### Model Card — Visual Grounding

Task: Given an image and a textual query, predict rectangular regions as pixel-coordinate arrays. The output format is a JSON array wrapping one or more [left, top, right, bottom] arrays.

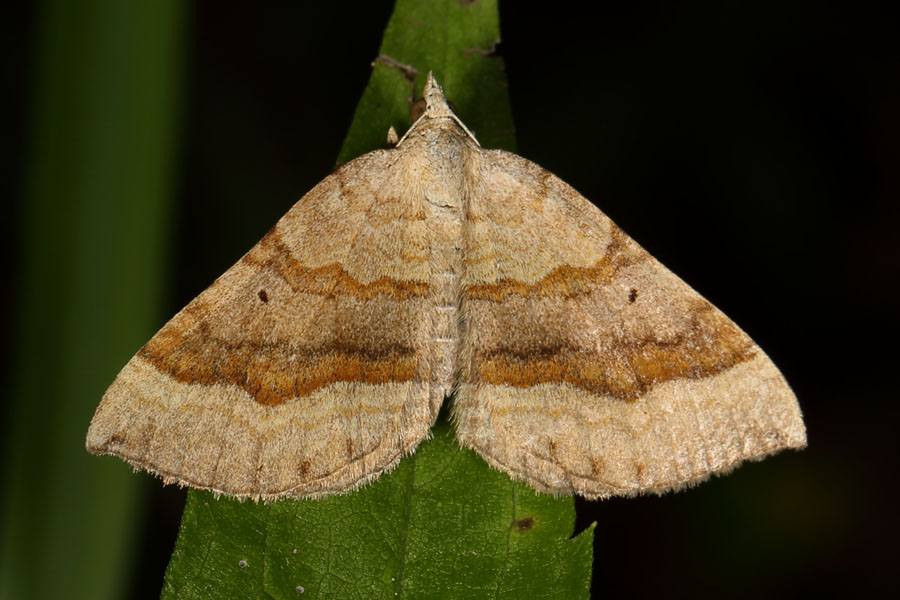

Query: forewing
[[87, 150, 437, 499], [454, 150, 806, 499]]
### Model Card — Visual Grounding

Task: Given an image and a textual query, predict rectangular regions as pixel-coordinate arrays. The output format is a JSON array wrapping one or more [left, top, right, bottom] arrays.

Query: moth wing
[[454, 150, 806, 499], [87, 150, 439, 499]]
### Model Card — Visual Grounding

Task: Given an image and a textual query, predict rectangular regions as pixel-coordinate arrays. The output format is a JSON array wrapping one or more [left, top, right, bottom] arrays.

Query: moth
[[87, 74, 806, 500]]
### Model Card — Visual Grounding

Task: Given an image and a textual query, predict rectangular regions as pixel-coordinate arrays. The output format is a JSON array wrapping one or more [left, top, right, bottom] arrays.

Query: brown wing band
[[473, 309, 758, 402], [138, 229, 428, 406]]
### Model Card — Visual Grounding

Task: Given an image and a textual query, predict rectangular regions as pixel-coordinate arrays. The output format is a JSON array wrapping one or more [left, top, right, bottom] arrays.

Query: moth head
[[398, 72, 480, 147]]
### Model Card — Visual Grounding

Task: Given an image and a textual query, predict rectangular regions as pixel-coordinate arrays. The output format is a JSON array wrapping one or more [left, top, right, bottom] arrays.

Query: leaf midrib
[[394, 446, 418, 599]]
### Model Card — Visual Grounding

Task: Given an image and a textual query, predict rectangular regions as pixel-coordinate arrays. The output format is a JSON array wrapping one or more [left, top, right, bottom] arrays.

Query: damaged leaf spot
[[514, 517, 535, 532]]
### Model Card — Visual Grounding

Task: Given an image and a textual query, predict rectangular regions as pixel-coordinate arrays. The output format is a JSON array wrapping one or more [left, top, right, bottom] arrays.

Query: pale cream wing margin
[[86, 149, 441, 500], [454, 150, 807, 499]]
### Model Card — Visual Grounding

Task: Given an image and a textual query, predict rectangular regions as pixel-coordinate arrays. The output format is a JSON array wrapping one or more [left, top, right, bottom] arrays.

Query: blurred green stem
[[0, 1, 183, 598]]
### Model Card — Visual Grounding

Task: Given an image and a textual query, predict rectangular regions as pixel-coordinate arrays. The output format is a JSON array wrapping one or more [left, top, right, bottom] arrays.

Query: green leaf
[[164, 424, 593, 599], [162, 1, 593, 598], [336, 0, 515, 164]]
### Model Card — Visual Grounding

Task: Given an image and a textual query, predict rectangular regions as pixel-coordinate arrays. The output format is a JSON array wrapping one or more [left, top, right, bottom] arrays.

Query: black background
[[5, 1, 897, 597]]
